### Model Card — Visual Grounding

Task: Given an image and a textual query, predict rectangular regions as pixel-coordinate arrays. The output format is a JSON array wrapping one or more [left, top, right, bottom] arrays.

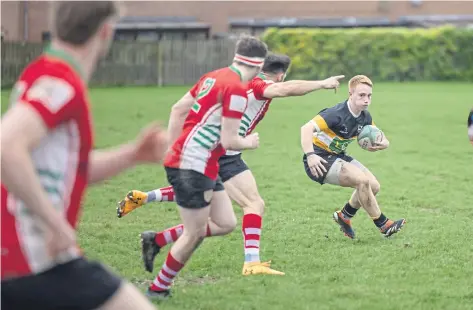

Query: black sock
[[341, 202, 359, 218], [373, 213, 389, 228]]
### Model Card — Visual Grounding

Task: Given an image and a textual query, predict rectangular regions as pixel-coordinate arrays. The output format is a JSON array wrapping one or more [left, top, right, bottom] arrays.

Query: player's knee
[[370, 179, 380, 195], [243, 197, 265, 215], [256, 198, 265, 215], [355, 175, 371, 191], [220, 213, 237, 234], [212, 211, 237, 235]]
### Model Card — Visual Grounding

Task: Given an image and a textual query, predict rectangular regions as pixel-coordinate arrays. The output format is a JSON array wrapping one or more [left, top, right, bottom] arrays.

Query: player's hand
[[368, 133, 389, 151], [306, 154, 328, 177], [244, 133, 260, 150], [322, 75, 345, 93], [133, 122, 168, 163], [367, 145, 384, 152], [46, 220, 77, 259]]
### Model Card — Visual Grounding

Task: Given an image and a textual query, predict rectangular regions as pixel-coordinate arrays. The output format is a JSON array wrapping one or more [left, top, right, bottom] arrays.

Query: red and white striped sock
[[146, 186, 175, 203], [242, 213, 262, 263], [150, 252, 184, 292], [154, 224, 212, 248], [154, 224, 184, 248]]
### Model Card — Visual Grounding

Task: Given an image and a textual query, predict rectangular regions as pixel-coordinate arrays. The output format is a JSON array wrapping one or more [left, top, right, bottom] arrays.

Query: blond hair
[[348, 75, 373, 91]]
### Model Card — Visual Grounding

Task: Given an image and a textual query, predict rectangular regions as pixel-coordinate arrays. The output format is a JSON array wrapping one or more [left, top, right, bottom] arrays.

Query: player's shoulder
[[21, 55, 82, 90], [15, 56, 83, 110], [217, 67, 247, 93], [200, 67, 243, 86], [319, 100, 346, 115], [249, 75, 275, 88]]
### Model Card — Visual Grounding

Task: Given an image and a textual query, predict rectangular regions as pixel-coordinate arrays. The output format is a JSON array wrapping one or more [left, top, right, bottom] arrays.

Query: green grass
[[2, 82, 473, 310]]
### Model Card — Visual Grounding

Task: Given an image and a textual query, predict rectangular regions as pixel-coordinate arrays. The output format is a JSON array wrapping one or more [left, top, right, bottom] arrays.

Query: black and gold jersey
[[311, 100, 375, 154]]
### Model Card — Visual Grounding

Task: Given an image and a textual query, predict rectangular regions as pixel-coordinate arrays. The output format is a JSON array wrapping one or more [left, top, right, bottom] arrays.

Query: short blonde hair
[[348, 75, 373, 91]]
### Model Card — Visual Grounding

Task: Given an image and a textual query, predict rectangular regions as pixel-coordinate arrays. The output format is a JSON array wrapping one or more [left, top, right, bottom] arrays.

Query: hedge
[[261, 26, 473, 82]]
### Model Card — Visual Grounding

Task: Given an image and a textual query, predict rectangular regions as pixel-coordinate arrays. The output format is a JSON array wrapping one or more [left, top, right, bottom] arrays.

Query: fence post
[[157, 42, 163, 87]]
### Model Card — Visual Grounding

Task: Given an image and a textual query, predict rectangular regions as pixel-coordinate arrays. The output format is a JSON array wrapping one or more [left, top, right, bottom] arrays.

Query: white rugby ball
[[357, 125, 383, 150]]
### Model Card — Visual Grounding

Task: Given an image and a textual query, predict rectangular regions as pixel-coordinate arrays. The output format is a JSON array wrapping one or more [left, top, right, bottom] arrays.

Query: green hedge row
[[261, 26, 473, 82]]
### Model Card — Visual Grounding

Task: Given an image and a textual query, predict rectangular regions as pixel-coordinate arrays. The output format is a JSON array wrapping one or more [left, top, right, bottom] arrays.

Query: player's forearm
[[1, 146, 67, 230], [88, 143, 136, 184], [301, 125, 315, 154], [221, 135, 250, 151], [221, 117, 253, 150], [265, 80, 325, 98]]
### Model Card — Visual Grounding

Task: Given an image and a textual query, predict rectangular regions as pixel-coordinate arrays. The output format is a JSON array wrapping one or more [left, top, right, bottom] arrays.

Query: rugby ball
[[357, 125, 383, 149]]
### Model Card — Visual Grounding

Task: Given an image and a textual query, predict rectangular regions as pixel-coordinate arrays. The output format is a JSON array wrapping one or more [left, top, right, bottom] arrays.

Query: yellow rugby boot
[[116, 190, 148, 218], [242, 261, 285, 276]]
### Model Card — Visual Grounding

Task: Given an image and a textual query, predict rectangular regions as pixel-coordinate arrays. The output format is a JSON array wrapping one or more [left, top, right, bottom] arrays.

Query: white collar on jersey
[[347, 100, 361, 118]]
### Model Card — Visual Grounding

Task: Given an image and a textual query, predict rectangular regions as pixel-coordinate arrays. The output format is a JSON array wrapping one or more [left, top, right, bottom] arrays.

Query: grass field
[[2, 82, 472, 310]]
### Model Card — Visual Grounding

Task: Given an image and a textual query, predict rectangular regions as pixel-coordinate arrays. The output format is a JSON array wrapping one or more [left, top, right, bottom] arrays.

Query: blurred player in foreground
[[1, 2, 166, 310], [300, 75, 406, 239], [117, 53, 345, 276], [135, 35, 268, 300], [468, 108, 473, 146]]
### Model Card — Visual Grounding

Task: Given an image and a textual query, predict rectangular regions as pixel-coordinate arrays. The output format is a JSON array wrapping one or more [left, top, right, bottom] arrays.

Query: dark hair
[[54, 1, 117, 45], [262, 53, 291, 74], [234, 34, 268, 60]]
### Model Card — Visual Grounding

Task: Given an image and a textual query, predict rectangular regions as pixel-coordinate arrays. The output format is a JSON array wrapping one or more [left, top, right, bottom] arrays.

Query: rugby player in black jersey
[[300, 75, 406, 239]]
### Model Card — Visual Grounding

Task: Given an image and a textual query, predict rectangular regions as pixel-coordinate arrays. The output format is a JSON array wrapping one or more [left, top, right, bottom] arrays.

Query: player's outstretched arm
[[167, 92, 195, 146], [88, 123, 167, 184], [1, 104, 76, 250], [221, 117, 259, 151], [263, 75, 345, 98]]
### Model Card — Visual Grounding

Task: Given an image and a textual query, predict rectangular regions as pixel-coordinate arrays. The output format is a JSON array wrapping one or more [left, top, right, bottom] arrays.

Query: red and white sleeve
[[221, 83, 248, 119], [19, 75, 79, 129]]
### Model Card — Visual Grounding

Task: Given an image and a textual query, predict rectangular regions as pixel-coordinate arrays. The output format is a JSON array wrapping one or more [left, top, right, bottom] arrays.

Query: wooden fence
[[1, 39, 237, 88]]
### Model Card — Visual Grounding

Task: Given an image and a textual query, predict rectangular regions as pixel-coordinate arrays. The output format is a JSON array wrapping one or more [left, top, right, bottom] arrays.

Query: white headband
[[233, 53, 265, 67]]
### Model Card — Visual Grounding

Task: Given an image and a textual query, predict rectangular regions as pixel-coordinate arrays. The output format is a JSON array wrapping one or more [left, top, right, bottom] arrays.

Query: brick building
[[2, 0, 473, 42]]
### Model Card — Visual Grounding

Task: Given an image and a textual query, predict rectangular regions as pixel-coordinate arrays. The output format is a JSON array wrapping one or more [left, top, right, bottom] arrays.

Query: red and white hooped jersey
[[163, 66, 247, 180], [1, 47, 93, 280], [226, 74, 274, 156]]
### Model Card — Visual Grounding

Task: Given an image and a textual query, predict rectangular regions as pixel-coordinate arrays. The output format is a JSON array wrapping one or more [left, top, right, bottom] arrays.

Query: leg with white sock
[[116, 186, 175, 218], [141, 210, 239, 274], [148, 203, 211, 297], [146, 186, 175, 203], [223, 170, 284, 275], [146, 169, 237, 299]]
